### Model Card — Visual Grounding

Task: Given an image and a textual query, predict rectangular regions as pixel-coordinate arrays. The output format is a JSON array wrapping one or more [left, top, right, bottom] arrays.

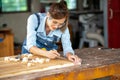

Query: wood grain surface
[[1, 48, 120, 80], [0, 56, 74, 79]]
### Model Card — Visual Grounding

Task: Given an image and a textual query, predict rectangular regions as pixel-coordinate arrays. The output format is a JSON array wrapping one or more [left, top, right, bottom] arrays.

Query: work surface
[[0, 48, 120, 80]]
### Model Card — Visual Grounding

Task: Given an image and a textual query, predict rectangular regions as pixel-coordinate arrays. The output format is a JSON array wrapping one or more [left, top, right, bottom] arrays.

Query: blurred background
[[0, 0, 120, 56]]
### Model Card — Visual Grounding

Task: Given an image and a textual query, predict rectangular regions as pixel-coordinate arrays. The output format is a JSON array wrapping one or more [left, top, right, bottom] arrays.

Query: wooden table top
[[77, 48, 120, 68], [0, 28, 11, 32], [0, 48, 120, 80]]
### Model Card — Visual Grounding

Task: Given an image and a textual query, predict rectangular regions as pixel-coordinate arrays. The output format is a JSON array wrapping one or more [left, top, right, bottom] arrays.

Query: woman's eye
[[53, 21, 57, 24]]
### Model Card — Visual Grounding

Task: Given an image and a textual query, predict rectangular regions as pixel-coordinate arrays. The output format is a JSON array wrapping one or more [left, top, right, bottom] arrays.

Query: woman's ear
[[47, 12, 52, 20]]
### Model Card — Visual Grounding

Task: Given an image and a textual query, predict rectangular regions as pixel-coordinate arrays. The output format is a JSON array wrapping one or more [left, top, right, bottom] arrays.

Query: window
[[0, 0, 30, 13], [39, 0, 77, 11], [65, 0, 77, 10]]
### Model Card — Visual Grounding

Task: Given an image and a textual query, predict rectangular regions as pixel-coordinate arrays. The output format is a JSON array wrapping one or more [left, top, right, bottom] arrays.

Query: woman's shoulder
[[29, 12, 46, 18], [37, 12, 46, 17], [27, 12, 46, 21]]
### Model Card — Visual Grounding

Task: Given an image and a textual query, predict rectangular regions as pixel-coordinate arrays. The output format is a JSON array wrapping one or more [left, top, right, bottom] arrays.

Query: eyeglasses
[[48, 17, 66, 29], [52, 20, 66, 28]]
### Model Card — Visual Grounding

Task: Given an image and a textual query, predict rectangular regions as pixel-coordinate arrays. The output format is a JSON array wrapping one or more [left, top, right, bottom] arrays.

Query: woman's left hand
[[66, 53, 82, 65]]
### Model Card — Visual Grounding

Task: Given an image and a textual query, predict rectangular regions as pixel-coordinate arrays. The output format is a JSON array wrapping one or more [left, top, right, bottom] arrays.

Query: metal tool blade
[[56, 56, 66, 60]]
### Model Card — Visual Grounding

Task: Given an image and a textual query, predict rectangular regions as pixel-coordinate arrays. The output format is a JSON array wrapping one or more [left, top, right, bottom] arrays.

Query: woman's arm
[[29, 46, 60, 59], [26, 14, 60, 59], [61, 27, 82, 64]]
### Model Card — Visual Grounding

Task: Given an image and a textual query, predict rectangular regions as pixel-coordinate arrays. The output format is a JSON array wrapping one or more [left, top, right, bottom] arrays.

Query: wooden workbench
[[0, 48, 120, 80]]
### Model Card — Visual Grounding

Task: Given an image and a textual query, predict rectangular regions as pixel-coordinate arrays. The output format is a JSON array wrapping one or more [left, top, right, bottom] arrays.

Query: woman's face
[[47, 13, 66, 31]]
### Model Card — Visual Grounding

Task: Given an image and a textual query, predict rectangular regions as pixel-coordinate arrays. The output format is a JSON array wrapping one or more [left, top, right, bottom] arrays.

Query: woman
[[22, 0, 81, 64]]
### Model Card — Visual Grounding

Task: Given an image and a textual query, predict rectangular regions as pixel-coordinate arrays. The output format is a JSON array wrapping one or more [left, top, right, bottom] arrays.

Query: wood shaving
[[4, 54, 51, 67]]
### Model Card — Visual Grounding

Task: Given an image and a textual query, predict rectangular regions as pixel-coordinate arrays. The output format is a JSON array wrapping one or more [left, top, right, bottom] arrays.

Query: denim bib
[[21, 34, 58, 54]]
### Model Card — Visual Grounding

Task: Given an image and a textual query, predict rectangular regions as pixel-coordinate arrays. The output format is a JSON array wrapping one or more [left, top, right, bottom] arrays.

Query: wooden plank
[[0, 56, 75, 79], [38, 63, 120, 80], [0, 48, 120, 80]]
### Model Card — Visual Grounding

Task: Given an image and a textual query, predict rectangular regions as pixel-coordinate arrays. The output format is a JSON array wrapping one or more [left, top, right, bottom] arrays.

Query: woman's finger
[[52, 50, 60, 56]]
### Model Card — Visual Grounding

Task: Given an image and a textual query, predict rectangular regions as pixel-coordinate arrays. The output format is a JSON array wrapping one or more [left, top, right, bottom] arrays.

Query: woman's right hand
[[45, 50, 60, 59], [30, 46, 60, 59]]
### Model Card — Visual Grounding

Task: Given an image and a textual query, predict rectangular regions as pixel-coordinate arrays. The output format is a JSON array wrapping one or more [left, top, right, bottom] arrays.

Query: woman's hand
[[29, 47, 60, 59], [66, 53, 82, 65], [45, 50, 60, 59]]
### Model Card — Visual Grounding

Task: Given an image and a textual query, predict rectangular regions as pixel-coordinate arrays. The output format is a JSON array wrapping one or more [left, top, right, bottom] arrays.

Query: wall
[[0, 0, 104, 45], [0, 0, 40, 43]]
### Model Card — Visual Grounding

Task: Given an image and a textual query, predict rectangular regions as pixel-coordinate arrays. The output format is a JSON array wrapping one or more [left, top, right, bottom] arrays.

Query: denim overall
[[21, 13, 58, 54], [21, 32, 59, 54]]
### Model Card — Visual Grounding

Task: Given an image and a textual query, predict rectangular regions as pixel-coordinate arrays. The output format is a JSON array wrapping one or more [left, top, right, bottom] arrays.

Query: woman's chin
[[50, 27, 56, 31]]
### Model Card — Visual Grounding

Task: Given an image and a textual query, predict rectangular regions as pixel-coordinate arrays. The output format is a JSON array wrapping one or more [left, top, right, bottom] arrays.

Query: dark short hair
[[49, 0, 68, 19]]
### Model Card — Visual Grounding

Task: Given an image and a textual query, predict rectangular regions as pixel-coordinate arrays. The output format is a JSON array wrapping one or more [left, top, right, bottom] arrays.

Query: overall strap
[[21, 13, 41, 54], [34, 13, 40, 31]]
